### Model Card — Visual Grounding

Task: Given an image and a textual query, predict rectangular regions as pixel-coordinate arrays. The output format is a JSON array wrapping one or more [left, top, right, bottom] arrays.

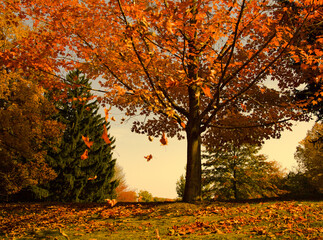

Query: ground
[[0, 200, 322, 239]]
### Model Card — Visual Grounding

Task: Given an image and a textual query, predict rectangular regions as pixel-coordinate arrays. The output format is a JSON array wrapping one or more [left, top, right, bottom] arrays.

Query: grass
[[0, 200, 322, 239]]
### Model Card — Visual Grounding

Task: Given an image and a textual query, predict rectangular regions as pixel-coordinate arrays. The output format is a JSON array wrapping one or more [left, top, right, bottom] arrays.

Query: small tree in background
[[40, 70, 118, 202], [202, 144, 286, 200], [114, 164, 138, 202], [294, 122, 323, 194], [176, 174, 186, 200], [138, 190, 153, 202]]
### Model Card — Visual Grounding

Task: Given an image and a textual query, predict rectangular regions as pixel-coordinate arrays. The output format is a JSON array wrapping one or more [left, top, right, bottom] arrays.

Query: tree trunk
[[183, 122, 202, 202], [183, 86, 202, 202]]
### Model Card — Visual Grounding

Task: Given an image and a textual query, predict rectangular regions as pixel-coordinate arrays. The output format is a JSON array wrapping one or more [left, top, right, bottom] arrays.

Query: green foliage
[[202, 144, 286, 200], [138, 190, 153, 202], [283, 171, 320, 198], [176, 174, 185, 199], [37, 70, 118, 202]]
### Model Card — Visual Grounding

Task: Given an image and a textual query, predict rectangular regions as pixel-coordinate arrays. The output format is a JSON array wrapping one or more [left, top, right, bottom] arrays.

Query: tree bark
[[183, 86, 202, 202], [183, 122, 202, 202]]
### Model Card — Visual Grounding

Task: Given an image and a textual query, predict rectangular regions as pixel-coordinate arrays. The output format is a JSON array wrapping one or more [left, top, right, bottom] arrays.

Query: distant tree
[[113, 164, 137, 202], [176, 174, 186, 200], [202, 144, 287, 200], [40, 70, 118, 202], [0, 10, 63, 197], [294, 122, 323, 193], [283, 170, 320, 198], [138, 190, 154, 202]]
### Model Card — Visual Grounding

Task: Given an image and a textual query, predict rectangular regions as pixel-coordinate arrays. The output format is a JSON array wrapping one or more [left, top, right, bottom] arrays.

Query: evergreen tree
[[202, 144, 286, 200], [44, 70, 118, 202]]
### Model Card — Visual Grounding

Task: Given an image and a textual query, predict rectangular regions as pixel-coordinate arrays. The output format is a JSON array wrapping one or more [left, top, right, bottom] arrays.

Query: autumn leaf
[[82, 135, 93, 148], [160, 132, 168, 145], [201, 85, 213, 98], [102, 125, 111, 144], [105, 199, 117, 207], [180, 122, 186, 129], [111, 116, 116, 121], [88, 175, 97, 181], [241, 103, 247, 111], [104, 108, 109, 123], [81, 149, 89, 160], [148, 136, 154, 141], [144, 154, 153, 161]]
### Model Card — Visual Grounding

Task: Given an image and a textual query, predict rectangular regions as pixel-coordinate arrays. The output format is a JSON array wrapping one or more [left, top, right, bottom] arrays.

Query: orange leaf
[[105, 199, 117, 207], [160, 132, 168, 145], [102, 125, 111, 144], [201, 85, 212, 98], [111, 116, 116, 121], [241, 103, 247, 111], [148, 136, 154, 141], [81, 149, 89, 160], [104, 107, 110, 122], [88, 175, 97, 181], [144, 154, 153, 161], [180, 122, 186, 129], [82, 135, 93, 148]]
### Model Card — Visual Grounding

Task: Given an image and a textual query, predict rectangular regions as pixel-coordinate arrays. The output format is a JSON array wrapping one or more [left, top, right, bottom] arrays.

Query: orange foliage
[[5, 0, 321, 201], [81, 149, 89, 160], [101, 125, 111, 144], [81, 135, 93, 148]]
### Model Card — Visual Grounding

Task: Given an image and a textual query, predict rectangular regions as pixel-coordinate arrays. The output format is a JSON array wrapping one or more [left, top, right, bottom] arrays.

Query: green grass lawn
[[0, 200, 322, 239]]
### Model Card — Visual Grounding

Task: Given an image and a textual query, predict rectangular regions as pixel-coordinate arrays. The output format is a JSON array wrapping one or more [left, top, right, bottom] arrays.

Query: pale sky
[[105, 108, 316, 199]]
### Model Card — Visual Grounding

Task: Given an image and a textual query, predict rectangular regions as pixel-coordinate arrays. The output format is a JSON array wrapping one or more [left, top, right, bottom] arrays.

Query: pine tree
[[202, 143, 286, 200], [44, 70, 118, 202]]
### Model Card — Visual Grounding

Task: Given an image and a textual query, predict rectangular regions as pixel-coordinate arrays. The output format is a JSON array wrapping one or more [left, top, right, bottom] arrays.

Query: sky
[[104, 108, 316, 199]]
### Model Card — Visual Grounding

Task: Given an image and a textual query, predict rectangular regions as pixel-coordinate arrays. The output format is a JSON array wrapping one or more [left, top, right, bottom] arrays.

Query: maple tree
[[8, 0, 321, 201], [0, 9, 63, 197], [276, 0, 323, 120]]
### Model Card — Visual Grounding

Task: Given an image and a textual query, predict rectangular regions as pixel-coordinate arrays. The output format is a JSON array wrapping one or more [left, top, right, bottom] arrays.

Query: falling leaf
[[82, 135, 93, 148], [88, 175, 97, 181], [81, 149, 88, 160], [104, 108, 109, 122], [102, 125, 111, 144], [180, 122, 186, 129], [111, 116, 116, 121], [148, 136, 154, 141], [201, 85, 213, 98], [144, 154, 153, 161], [160, 132, 168, 145]]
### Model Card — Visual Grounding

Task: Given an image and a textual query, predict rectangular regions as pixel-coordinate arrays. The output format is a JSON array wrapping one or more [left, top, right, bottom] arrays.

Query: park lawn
[[0, 200, 322, 239]]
